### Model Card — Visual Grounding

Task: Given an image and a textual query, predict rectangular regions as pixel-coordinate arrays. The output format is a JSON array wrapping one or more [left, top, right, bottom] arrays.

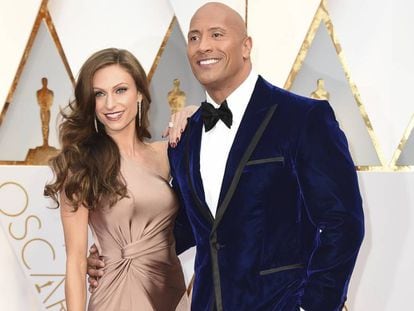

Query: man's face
[[187, 7, 250, 92]]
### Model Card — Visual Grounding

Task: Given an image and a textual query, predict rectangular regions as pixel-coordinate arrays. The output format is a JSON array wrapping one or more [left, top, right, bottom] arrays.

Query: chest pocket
[[243, 156, 285, 173], [245, 156, 285, 166]]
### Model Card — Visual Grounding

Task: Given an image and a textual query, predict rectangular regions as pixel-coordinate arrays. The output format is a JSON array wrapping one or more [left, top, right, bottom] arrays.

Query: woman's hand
[[162, 105, 199, 147]]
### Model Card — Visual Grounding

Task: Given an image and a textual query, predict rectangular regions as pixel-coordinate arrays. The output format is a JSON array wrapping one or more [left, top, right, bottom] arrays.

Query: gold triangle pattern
[[43, 9, 75, 84], [0, 0, 44, 128], [148, 16, 177, 83], [284, 0, 413, 172], [390, 114, 414, 167], [0, 0, 74, 129]]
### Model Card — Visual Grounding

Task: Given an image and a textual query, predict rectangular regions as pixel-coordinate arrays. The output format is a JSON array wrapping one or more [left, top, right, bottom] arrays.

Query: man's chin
[[196, 75, 220, 89]]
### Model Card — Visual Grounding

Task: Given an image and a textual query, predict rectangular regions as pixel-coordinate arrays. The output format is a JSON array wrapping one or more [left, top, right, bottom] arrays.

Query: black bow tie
[[201, 100, 233, 132]]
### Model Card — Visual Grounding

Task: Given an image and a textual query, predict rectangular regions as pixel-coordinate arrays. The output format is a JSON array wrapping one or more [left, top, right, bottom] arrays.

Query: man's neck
[[205, 66, 252, 104], [206, 91, 231, 105]]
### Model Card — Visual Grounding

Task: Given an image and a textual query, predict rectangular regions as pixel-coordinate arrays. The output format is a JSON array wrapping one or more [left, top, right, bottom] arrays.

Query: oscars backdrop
[[0, 0, 412, 310]]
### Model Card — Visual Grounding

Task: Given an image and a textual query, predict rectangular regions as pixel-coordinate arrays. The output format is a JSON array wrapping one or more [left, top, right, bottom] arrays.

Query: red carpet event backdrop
[[0, 0, 412, 310]]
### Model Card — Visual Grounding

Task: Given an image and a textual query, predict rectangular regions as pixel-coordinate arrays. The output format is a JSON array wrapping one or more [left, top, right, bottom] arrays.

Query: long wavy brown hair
[[44, 48, 151, 211]]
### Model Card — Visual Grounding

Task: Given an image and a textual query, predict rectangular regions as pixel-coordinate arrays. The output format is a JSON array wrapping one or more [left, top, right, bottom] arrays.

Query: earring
[[94, 116, 98, 132], [138, 101, 142, 127]]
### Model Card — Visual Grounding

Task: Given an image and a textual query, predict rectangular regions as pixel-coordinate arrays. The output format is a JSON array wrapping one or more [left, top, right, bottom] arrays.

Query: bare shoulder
[[147, 140, 170, 178], [149, 140, 168, 155]]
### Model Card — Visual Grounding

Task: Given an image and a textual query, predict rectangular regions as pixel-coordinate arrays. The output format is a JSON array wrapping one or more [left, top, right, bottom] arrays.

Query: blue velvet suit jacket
[[169, 76, 364, 311]]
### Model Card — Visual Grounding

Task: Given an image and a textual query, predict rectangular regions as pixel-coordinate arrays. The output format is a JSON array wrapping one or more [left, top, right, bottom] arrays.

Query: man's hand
[[86, 244, 105, 293]]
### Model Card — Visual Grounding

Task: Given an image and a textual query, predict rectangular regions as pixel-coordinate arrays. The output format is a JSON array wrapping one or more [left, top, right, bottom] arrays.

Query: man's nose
[[198, 36, 212, 53]]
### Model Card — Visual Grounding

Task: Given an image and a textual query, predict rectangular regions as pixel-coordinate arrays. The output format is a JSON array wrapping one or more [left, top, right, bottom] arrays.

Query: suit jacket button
[[213, 242, 224, 250]]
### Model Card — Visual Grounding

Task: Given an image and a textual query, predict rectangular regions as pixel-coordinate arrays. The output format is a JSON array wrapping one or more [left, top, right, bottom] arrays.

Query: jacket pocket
[[259, 263, 304, 276], [246, 156, 285, 166]]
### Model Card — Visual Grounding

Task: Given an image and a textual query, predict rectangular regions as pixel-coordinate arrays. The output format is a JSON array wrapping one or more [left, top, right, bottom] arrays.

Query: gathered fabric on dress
[[88, 157, 188, 311]]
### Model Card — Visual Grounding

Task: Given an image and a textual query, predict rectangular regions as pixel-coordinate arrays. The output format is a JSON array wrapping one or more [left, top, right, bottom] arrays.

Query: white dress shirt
[[200, 71, 258, 217]]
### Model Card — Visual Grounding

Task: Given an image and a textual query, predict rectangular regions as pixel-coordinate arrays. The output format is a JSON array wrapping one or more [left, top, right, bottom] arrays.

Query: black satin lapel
[[185, 113, 215, 224], [214, 105, 278, 230], [216, 77, 277, 217]]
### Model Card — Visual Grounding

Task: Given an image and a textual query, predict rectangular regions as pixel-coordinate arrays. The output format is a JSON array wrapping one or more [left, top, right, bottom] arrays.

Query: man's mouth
[[198, 58, 220, 66]]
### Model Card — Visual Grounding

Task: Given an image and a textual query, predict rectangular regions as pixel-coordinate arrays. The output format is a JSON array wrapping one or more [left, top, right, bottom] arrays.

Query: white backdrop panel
[[0, 225, 42, 311], [248, 0, 321, 87], [328, 0, 414, 163], [0, 0, 42, 111], [48, 0, 174, 76], [0, 166, 66, 311], [348, 172, 414, 310]]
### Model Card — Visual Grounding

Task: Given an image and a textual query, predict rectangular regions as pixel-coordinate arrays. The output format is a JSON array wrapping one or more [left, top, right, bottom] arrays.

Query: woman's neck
[[108, 127, 145, 157]]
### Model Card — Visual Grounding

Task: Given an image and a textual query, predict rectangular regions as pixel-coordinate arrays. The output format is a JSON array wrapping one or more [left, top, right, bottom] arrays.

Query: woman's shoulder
[[147, 140, 169, 178], [148, 140, 168, 154]]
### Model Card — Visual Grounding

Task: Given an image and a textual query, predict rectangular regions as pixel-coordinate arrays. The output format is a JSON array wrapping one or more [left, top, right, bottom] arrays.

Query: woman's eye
[[116, 87, 127, 94], [189, 35, 199, 41], [94, 91, 104, 97]]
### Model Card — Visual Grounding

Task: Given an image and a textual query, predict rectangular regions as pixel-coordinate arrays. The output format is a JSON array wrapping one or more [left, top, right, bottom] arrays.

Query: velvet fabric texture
[[169, 76, 364, 311]]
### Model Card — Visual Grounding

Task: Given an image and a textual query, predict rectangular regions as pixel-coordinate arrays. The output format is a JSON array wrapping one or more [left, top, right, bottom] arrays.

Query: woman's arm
[[60, 194, 89, 311]]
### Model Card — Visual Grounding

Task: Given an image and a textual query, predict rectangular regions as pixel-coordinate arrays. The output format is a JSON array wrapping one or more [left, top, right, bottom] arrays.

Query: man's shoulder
[[257, 75, 328, 112]]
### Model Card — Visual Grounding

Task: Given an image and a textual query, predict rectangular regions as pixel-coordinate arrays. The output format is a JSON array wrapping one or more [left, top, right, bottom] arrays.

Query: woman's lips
[[104, 111, 124, 121]]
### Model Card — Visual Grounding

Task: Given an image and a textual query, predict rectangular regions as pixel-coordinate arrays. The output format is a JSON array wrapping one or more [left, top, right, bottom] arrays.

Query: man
[[89, 2, 364, 310], [169, 2, 364, 311]]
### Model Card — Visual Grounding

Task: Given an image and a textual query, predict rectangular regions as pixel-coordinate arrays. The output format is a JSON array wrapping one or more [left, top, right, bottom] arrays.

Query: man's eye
[[94, 91, 105, 97], [212, 32, 223, 38], [189, 35, 199, 41], [116, 87, 127, 94]]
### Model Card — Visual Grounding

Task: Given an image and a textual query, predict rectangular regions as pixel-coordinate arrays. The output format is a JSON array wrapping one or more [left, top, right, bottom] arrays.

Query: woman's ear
[[137, 92, 143, 103]]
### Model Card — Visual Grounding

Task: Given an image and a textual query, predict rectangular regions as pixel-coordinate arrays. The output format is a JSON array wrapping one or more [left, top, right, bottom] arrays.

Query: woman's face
[[93, 64, 142, 136]]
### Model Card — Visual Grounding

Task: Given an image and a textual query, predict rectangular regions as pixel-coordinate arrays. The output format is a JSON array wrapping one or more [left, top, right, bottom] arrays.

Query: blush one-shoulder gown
[[88, 157, 188, 311]]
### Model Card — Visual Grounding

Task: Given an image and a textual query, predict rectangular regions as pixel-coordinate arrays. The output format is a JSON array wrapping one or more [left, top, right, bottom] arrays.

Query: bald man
[[169, 2, 364, 311]]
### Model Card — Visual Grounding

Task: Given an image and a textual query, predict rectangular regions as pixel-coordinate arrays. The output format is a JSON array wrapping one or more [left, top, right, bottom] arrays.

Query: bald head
[[187, 2, 252, 102], [190, 2, 247, 37]]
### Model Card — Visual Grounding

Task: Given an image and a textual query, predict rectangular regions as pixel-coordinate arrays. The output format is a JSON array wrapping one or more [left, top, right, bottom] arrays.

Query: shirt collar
[[205, 70, 258, 110]]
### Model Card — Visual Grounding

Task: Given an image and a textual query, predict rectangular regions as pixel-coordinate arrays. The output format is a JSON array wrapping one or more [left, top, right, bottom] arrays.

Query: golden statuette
[[310, 78, 330, 100], [25, 77, 59, 165], [167, 78, 186, 114]]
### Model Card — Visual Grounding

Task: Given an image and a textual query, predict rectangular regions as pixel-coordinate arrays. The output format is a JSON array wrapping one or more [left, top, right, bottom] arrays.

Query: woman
[[45, 48, 195, 310]]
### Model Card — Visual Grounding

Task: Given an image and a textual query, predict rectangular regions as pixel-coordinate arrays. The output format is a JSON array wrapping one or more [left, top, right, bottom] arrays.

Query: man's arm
[[296, 101, 364, 311], [174, 199, 196, 255], [169, 148, 196, 255]]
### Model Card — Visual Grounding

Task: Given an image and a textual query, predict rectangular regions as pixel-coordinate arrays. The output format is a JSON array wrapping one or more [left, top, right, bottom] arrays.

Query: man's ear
[[242, 36, 253, 59]]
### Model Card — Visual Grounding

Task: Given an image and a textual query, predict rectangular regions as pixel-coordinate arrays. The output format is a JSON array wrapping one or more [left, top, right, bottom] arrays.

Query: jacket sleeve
[[296, 101, 364, 311], [169, 150, 196, 255]]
